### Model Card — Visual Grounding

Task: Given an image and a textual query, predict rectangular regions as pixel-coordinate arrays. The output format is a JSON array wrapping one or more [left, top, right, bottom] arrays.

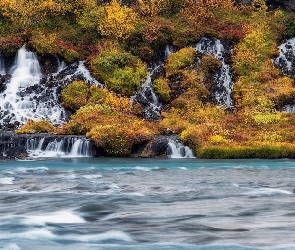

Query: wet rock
[[5, 146, 28, 159], [133, 136, 179, 158]]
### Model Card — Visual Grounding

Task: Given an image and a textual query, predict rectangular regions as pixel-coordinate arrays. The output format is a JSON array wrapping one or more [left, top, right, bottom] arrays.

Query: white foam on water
[[0, 228, 55, 240], [23, 211, 85, 225], [178, 167, 188, 170], [2, 243, 20, 250], [246, 187, 292, 196], [66, 230, 133, 242], [134, 166, 151, 172], [82, 174, 102, 179], [0, 177, 15, 185], [127, 192, 145, 197], [15, 166, 48, 173]]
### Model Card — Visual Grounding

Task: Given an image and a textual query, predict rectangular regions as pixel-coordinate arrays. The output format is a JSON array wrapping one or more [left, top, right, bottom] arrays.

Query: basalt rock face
[[133, 135, 178, 158], [266, 0, 295, 11], [235, 0, 295, 11]]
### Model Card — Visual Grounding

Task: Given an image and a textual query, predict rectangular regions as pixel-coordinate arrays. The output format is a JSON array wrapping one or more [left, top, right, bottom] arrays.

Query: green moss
[[200, 55, 223, 74], [88, 50, 148, 96], [153, 78, 171, 102], [165, 47, 196, 76], [197, 145, 295, 159], [61, 81, 89, 111]]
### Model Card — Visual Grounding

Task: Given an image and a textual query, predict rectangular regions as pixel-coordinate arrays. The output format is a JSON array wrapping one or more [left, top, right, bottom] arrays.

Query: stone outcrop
[[235, 0, 295, 11]]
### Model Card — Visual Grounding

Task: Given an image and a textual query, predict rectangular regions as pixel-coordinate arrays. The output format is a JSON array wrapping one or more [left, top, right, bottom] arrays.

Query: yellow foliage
[[98, 0, 138, 40], [137, 0, 170, 16], [0, 0, 71, 27], [180, 0, 234, 25], [15, 119, 56, 134], [208, 135, 228, 144]]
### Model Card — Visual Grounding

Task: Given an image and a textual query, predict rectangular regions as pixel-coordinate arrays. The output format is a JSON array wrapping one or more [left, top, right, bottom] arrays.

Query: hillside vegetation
[[3, 0, 295, 158]]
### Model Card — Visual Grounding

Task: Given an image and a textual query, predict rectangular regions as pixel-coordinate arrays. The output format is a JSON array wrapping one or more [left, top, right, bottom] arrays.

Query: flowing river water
[[1, 158, 295, 249]]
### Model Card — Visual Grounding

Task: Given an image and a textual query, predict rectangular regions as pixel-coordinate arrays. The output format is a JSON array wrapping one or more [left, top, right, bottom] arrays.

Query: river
[[1, 158, 295, 249]]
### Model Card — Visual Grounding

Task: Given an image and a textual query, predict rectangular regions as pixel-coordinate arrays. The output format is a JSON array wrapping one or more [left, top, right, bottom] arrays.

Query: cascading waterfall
[[0, 45, 67, 128], [273, 37, 295, 113], [55, 61, 101, 87], [0, 56, 5, 75], [273, 37, 295, 76], [26, 137, 92, 157], [195, 38, 234, 108], [134, 45, 174, 120], [167, 139, 195, 158], [134, 63, 163, 120]]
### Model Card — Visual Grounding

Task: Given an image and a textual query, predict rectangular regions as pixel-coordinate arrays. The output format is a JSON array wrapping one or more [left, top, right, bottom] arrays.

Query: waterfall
[[55, 61, 102, 87], [273, 38, 295, 113], [164, 45, 174, 60], [26, 137, 92, 158], [167, 139, 195, 158], [133, 64, 163, 120], [273, 37, 295, 76], [133, 45, 177, 120], [195, 38, 234, 108], [0, 45, 68, 128], [0, 56, 5, 75]]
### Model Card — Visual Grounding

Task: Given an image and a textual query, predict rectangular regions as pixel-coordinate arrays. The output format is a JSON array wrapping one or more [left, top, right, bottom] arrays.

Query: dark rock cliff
[[235, 0, 295, 11]]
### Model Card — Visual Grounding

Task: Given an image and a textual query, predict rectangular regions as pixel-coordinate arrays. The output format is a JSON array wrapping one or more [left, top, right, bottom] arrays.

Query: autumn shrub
[[137, 0, 171, 16], [87, 121, 153, 156], [165, 47, 196, 76], [61, 81, 89, 111], [252, 112, 281, 125], [98, 0, 138, 41], [30, 30, 58, 56], [88, 49, 147, 96], [62, 104, 114, 135], [0, 34, 25, 56], [200, 55, 223, 74], [153, 78, 170, 102], [208, 135, 228, 144], [15, 120, 55, 134]]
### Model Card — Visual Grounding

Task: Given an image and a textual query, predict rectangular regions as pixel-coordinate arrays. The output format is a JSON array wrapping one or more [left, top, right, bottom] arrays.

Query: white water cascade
[[195, 38, 234, 108], [167, 139, 195, 158], [26, 137, 92, 158], [0, 56, 5, 75], [0, 45, 67, 127], [273, 37, 295, 113], [134, 45, 174, 120], [273, 37, 295, 75], [134, 63, 163, 120]]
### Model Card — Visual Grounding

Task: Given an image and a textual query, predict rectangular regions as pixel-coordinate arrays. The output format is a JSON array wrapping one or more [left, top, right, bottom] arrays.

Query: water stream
[[195, 38, 234, 108]]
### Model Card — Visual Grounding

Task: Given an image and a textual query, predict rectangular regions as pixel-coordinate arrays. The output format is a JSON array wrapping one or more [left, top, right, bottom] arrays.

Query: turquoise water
[[1, 158, 295, 250]]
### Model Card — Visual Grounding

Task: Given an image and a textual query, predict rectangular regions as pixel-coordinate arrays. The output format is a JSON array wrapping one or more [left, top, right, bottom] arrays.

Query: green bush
[[88, 49, 148, 96], [61, 81, 89, 111], [153, 78, 170, 102], [165, 47, 196, 76], [197, 145, 295, 159], [200, 55, 223, 74]]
